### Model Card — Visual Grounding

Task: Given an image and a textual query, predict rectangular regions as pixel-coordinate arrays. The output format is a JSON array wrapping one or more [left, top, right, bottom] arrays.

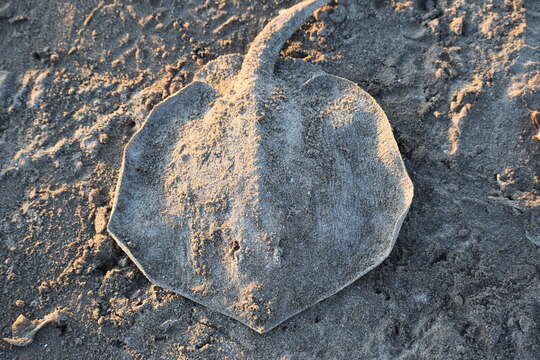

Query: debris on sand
[[2, 308, 66, 347]]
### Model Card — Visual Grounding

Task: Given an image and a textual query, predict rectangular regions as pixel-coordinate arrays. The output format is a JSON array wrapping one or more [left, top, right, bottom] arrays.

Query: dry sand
[[0, 0, 539, 359]]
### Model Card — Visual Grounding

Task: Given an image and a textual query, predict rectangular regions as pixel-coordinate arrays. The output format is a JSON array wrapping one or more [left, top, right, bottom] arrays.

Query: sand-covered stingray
[[108, 0, 413, 333]]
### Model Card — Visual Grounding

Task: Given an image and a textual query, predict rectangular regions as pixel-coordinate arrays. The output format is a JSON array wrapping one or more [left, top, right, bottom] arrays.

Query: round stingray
[[108, 54, 413, 333]]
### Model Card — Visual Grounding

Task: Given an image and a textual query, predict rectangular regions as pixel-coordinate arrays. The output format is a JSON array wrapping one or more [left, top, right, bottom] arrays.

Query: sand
[[0, 0, 539, 359]]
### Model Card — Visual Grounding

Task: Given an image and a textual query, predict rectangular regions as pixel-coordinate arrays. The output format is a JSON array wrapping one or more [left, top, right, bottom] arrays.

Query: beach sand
[[0, 0, 538, 359]]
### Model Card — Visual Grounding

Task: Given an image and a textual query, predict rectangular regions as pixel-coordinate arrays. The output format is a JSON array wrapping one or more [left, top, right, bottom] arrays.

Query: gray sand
[[0, 0, 538, 359]]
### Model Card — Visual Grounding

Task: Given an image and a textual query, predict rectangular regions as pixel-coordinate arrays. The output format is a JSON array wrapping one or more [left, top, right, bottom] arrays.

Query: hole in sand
[[231, 240, 240, 254], [431, 251, 447, 265]]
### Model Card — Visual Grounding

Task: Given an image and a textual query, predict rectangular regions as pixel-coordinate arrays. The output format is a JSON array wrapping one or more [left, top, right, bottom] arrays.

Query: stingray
[[108, 0, 413, 334]]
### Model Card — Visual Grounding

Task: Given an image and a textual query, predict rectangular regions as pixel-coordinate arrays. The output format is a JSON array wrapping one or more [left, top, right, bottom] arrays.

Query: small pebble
[[49, 52, 60, 63], [8, 15, 28, 24]]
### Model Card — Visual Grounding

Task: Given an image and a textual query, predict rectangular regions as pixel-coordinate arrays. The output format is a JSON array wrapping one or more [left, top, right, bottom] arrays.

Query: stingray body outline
[[108, 0, 413, 333]]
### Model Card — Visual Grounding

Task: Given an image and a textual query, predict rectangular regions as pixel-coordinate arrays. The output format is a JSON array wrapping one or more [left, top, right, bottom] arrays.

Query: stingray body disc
[[108, 56, 413, 333]]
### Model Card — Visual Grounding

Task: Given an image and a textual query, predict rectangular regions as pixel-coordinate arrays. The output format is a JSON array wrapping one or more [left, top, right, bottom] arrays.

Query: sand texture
[[1, 0, 539, 359]]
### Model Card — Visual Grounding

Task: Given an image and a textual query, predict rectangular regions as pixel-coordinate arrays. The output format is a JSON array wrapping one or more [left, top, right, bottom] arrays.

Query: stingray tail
[[238, 0, 329, 79]]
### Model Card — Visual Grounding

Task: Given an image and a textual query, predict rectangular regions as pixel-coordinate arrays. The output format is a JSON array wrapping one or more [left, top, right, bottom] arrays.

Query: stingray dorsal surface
[[108, 0, 413, 334]]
